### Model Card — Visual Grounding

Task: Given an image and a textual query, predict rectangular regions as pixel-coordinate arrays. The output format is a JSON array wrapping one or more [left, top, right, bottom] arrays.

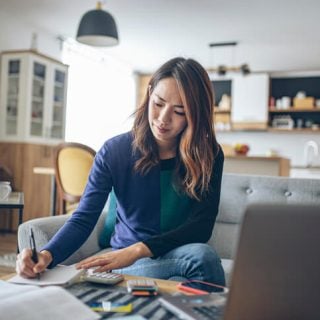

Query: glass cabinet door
[[30, 62, 46, 137], [6, 60, 20, 135], [50, 69, 66, 139], [1, 50, 67, 142]]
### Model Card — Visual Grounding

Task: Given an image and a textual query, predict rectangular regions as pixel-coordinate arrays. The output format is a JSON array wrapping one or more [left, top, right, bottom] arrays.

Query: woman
[[16, 57, 225, 285]]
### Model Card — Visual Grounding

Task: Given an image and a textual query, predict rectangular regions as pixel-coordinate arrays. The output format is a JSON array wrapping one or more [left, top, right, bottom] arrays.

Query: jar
[[0, 181, 12, 201]]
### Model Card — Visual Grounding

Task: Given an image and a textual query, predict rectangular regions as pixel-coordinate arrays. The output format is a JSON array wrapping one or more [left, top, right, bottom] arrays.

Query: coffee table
[[1, 273, 179, 293], [1, 273, 179, 291], [2, 272, 182, 319]]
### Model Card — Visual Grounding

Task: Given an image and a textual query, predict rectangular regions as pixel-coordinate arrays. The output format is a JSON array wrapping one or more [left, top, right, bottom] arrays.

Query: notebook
[[159, 204, 320, 320]]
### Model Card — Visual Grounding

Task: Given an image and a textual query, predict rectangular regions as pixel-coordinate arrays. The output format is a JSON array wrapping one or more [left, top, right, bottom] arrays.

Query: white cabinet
[[209, 72, 269, 131], [231, 73, 269, 129], [0, 50, 68, 143]]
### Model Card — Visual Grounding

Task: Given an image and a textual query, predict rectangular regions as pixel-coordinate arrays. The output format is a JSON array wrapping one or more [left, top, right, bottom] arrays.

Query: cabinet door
[[48, 66, 67, 139], [1, 51, 67, 143], [232, 73, 269, 129], [29, 57, 67, 142], [28, 59, 47, 139], [0, 56, 28, 140]]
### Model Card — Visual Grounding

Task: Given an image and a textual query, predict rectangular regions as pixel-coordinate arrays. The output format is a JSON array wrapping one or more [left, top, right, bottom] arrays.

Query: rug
[[0, 252, 16, 268]]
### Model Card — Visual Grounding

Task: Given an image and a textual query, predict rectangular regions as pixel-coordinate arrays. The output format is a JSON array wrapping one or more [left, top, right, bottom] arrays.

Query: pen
[[30, 228, 40, 280]]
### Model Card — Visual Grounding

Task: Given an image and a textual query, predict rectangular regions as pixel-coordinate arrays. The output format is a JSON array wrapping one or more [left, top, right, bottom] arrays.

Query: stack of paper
[[0, 280, 100, 320]]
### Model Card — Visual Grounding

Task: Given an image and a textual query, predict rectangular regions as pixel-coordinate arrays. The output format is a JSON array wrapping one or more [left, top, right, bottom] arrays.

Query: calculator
[[83, 270, 124, 285]]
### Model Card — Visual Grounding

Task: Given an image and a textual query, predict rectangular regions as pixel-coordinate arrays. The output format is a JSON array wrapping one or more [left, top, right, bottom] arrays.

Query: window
[[62, 39, 135, 150]]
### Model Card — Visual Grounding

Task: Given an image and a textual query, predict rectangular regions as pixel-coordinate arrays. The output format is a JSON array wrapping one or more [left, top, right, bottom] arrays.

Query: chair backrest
[[54, 142, 96, 214]]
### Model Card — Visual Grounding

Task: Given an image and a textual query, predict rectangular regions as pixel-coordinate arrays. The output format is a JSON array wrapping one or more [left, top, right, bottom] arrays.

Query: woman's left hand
[[76, 242, 152, 272]]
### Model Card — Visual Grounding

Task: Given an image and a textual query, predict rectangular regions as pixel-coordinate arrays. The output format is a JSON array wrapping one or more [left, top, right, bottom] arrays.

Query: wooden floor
[[0, 233, 17, 278]]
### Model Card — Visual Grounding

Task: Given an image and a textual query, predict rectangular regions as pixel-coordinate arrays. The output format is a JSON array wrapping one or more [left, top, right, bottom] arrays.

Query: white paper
[[0, 281, 100, 320], [8, 264, 85, 286]]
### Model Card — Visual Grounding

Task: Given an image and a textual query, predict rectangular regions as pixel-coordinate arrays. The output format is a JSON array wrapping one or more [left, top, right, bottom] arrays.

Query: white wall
[[0, 11, 61, 60]]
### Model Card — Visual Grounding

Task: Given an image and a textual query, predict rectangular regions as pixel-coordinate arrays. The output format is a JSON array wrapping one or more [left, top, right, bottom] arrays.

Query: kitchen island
[[224, 155, 290, 176]]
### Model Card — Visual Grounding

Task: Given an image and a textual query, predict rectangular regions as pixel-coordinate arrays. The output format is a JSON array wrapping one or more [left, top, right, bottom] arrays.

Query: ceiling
[[1, 0, 320, 73]]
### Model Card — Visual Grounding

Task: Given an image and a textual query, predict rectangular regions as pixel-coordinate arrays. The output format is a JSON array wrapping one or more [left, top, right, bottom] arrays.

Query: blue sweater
[[43, 132, 224, 267]]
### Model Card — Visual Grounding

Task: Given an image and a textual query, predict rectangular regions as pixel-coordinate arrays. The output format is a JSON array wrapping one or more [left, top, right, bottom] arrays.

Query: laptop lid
[[224, 204, 320, 320]]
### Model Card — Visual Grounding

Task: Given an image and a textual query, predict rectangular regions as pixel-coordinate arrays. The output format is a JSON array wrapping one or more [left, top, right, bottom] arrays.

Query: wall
[[217, 131, 320, 167], [0, 11, 61, 60], [1, 10, 319, 168]]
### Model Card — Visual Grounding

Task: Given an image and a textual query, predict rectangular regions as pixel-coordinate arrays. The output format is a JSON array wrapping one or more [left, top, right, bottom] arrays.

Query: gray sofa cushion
[[209, 174, 320, 260]]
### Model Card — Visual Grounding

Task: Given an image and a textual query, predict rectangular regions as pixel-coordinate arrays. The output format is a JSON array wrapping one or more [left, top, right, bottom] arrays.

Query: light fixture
[[208, 42, 250, 75], [76, 1, 119, 47]]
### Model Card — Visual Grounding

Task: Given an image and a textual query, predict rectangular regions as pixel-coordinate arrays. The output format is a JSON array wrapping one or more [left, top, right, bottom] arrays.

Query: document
[[0, 281, 100, 320], [8, 264, 85, 286]]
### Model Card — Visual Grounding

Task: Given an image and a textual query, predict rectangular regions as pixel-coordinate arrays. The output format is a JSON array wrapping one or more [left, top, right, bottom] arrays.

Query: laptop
[[158, 204, 320, 320]]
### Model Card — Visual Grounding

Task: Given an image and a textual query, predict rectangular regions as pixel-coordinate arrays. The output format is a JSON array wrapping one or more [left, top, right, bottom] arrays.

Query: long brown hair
[[132, 57, 219, 200]]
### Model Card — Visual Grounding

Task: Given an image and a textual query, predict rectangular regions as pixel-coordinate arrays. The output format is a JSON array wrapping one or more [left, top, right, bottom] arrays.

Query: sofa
[[18, 173, 320, 284]]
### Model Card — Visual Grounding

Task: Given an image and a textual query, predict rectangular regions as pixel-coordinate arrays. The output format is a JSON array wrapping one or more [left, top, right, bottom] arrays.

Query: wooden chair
[[54, 142, 96, 214]]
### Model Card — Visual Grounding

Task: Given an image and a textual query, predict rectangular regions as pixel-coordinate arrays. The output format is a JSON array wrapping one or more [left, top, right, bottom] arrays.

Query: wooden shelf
[[215, 129, 232, 132], [232, 122, 268, 130], [216, 128, 268, 132], [269, 108, 320, 113], [268, 128, 320, 133], [214, 107, 231, 114], [214, 110, 231, 114]]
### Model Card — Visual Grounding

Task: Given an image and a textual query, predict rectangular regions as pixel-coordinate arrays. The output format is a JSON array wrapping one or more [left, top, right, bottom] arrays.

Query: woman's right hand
[[16, 249, 53, 278]]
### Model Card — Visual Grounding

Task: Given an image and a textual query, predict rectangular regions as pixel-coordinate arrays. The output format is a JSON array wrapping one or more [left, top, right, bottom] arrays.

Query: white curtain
[[62, 39, 136, 151]]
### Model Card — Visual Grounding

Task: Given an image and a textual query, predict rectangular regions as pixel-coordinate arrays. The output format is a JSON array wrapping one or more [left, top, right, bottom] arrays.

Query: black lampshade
[[76, 3, 119, 47]]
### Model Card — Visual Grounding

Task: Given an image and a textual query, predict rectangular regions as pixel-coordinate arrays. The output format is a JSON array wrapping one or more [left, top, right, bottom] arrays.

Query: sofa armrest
[[18, 215, 69, 252], [18, 210, 108, 265]]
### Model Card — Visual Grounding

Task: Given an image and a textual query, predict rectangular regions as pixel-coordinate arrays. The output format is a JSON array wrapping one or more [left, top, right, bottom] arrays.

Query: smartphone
[[177, 280, 227, 295], [127, 279, 158, 296]]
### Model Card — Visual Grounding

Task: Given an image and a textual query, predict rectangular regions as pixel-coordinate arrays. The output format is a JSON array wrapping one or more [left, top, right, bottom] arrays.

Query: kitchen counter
[[291, 165, 320, 169], [290, 166, 320, 179], [226, 155, 288, 161], [224, 155, 290, 176]]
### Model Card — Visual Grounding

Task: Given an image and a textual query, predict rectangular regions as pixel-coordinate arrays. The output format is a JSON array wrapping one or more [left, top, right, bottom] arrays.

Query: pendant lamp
[[76, 1, 119, 47], [207, 42, 251, 75]]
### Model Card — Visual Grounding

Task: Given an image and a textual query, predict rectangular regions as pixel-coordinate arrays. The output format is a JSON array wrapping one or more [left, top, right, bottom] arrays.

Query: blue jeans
[[114, 243, 225, 286]]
